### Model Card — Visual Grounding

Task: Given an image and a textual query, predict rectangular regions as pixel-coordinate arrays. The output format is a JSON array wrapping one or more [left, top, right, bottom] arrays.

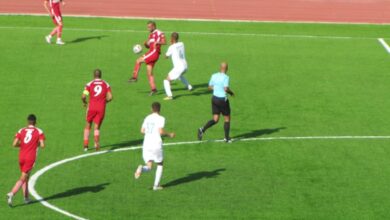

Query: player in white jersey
[[163, 32, 193, 100], [134, 102, 175, 191]]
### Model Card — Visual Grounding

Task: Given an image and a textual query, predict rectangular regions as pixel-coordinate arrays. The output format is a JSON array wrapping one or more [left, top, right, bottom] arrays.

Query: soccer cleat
[[188, 85, 193, 91], [134, 165, 143, 179], [83, 146, 88, 152], [153, 186, 163, 191], [56, 39, 65, 45], [6, 193, 13, 207], [149, 89, 158, 96], [45, 35, 52, 44], [197, 128, 204, 141], [224, 138, 233, 143], [163, 96, 173, 101], [95, 146, 100, 151], [128, 77, 138, 83], [24, 197, 32, 204]]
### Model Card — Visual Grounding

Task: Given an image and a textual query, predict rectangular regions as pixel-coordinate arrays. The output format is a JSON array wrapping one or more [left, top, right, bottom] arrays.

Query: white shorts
[[168, 67, 187, 80], [143, 147, 163, 163]]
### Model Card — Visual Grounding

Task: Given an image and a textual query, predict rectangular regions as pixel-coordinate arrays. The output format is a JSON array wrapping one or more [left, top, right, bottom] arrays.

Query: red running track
[[1, 0, 390, 24]]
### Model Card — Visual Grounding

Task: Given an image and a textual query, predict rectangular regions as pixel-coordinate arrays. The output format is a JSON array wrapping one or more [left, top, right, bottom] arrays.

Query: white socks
[[154, 165, 163, 187], [164, 80, 173, 97]]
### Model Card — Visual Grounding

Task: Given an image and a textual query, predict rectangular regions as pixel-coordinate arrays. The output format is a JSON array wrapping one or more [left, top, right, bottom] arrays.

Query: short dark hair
[[27, 114, 37, 124], [171, 32, 179, 41], [152, 102, 161, 113], [94, 69, 102, 78], [147, 20, 156, 27]]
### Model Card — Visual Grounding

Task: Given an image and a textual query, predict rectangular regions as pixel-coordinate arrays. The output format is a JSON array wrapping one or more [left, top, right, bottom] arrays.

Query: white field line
[[29, 135, 390, 220], [0, 25, 378, 40], [2, 13, 390, 26], [378, 38, 390, 54]]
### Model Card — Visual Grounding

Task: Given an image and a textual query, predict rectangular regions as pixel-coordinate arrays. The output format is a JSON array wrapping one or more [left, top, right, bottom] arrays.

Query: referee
[[198, 62, 234, 143]]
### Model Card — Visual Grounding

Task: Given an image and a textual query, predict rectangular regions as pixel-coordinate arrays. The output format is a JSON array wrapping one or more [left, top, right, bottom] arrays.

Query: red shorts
[[19, 158, 35, 173], [50, 5, 62, 25], [87, 109, 105, 125], [143, 50, 160, 66]]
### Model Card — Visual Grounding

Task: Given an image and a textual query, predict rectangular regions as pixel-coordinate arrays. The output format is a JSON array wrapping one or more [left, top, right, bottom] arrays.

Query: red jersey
[[147, 29, 165, 54], [15, 125, 45, 161], [84, 79, 111, 111]]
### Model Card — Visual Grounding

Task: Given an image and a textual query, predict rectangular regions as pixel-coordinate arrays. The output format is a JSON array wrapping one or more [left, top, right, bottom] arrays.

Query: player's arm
[[39, 139, 45, 149], [12, 138, 20, 147], [60, 0, 65, 6], [225, 87, 235, 97], [106, 91, 113, 103], [141, 127, 146, 134], [155, 36, 166, 46], [82, 90, 89, 108], [159, 128, 175, 138], [43, 0, 51, 14]]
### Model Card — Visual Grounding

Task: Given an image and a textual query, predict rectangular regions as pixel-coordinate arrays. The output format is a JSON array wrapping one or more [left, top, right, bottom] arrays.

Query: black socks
[[202, 120, 217, 132], [224, 122, 230, 140]]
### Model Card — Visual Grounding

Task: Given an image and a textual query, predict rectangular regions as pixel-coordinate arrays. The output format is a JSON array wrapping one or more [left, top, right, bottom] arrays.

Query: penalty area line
[[29, 135, 390, 220]]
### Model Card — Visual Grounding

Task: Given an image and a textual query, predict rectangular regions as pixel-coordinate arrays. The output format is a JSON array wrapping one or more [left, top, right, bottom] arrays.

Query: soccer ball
[[133, 44, 142, 54]]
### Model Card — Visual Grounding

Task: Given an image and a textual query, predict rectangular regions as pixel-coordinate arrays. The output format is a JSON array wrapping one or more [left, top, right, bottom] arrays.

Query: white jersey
[[142, 113, 165, 149], [166, 42, 187, 69]]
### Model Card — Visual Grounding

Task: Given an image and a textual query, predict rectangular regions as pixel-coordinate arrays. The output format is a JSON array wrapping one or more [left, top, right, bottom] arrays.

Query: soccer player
[[44, 0, 65, 45], [198, 62, 234, 143], [163, 32, 193, 100], [82, 69, 113, 151], [134, 102, 175, 191], [129, 21, 166, 96], [6, 114, 45, 207]]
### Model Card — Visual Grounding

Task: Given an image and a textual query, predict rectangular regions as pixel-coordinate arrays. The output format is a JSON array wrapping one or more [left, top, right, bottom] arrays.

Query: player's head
[[151, 102, 161, 113], [147, 21, 156, 32], [171, 32, 179, 44], [220, 62, 228, 73], [27, 114, 37, 125], [93, 69, 102, 79]]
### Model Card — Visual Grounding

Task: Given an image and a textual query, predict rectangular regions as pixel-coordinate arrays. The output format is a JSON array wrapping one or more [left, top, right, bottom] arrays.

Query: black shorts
[[212, 96, 231, 116]]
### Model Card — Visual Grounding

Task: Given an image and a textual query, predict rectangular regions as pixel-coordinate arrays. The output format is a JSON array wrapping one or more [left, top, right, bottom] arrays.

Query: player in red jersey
[[82, 69, 113, 151], [44, 0, 65, 45], [6, 114, 45, 207], [128, 21, 166, 96]]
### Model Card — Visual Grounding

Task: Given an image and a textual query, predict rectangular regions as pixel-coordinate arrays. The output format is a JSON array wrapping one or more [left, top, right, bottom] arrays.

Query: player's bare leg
[[153, 162, 164, 191], [223, 115, 232, 143], [146, 64, 157, 95], [134, 161, 152, 179], [83, 122, 92, 151], [46, 26, 58, 44], [198, 114, 219, 140], [129, 57, 144, 82], [94, 123, 102, 151], [7, 172, 29, 207], [22, 177, 31, 204]]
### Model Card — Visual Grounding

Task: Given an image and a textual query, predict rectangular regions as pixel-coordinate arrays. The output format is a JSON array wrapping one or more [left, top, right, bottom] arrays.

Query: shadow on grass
[[68, 35, 108, 44], [163, 168, 226, 188], [14, 183, 110, 207], [234, 127, 286, 139], [100, 139, 144, 150]]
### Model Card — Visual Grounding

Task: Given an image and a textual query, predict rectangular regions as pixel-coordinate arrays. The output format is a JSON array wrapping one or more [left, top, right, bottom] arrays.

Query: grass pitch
[[1, 15, 390, 219]]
